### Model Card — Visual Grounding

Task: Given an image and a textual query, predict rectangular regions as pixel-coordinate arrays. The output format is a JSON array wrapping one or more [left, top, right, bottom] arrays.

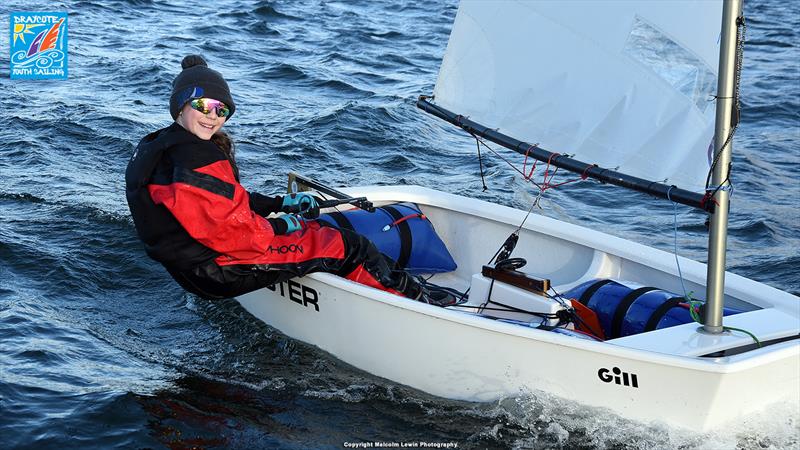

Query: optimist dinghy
[[235, 0, 799, 431]]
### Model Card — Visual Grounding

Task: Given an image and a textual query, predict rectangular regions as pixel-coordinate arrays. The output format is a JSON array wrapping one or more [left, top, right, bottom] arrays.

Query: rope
[[522, 144, 540, 180], [668, 187, 761, 348], [667, 186, 691, 301], [469, 133, 545, 190], [473, 134, 489, 191], [468, 133, 593, 275], [468, 133, 588, 215], [723, 326, 761, 346], [547, 287, 604, 339], [686, 300, 761, 347]]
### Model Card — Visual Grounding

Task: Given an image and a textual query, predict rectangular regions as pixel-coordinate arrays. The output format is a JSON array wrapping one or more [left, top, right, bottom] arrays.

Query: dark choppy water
[[1, 0, 798, 448]]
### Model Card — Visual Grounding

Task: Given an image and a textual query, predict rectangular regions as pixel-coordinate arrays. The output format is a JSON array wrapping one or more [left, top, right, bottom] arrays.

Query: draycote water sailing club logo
[[10, 12, 68, 80]]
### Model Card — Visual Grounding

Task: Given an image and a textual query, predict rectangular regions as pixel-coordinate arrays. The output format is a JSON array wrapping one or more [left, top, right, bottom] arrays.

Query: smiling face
[[175, 100, 226, 140]]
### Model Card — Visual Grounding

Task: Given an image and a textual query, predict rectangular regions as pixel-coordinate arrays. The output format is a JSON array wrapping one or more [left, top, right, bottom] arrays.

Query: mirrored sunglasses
[[190, 98, 230, 118]]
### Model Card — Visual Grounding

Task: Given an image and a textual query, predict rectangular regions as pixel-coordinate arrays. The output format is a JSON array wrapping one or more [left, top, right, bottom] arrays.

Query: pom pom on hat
[[181, 54, 208, 69], [169, 54, 235, 120]]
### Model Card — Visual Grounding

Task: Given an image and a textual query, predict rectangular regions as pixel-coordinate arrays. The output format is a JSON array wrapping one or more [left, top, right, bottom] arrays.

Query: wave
[[255, 62, 307, 81], [747, 39, 795, 48], [253, 2, 300, 20], [243, 20, 281, 36], [0, 192, 46, 203], [253, 63, 373, 96]]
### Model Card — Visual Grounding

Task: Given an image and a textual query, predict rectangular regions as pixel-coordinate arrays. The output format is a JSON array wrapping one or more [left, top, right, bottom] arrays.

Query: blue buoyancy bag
[[316, 202, 457, 274], [563, 279, 742, 339]]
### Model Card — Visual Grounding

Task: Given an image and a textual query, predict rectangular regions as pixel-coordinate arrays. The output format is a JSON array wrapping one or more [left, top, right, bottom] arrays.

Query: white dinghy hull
[[235, 186, 800, 431]]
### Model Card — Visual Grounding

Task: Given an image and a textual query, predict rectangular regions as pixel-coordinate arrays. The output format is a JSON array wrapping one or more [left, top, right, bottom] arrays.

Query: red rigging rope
[[536, 152, 587, 192], [522, 144, 540, 180], [470, 132, 595, 195], [699, 191, 721, 209], [471, 131, 595, 268], [470, 132, 542, 190]]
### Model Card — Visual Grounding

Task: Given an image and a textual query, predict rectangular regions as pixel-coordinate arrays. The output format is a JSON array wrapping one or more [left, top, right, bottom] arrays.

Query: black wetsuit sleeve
[[249, 192, 283, 216], [249, 192, 291, 234]]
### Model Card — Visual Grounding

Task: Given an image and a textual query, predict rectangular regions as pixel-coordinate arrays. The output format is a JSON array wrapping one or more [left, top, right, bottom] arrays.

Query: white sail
[[433, 0, 723, 192]]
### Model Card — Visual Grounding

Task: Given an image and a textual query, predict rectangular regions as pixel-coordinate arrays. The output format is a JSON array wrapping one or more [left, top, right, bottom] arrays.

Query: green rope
[[687, 297, 761, 348], [688, 298, 703, 323], [722, 326, 761, 347]]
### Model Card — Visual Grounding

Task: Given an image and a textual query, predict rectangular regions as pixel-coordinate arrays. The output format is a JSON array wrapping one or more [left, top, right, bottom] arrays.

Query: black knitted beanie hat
[[170, 55, 235, 120]]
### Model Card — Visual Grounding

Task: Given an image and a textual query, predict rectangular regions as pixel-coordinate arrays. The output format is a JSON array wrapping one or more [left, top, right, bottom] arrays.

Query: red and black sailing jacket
[[126, 123, 417, 300], [125, 123, 297, 271]]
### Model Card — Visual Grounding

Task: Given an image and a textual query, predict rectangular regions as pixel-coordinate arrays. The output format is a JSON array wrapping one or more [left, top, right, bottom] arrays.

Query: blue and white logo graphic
[[10, 12, 68, 80]]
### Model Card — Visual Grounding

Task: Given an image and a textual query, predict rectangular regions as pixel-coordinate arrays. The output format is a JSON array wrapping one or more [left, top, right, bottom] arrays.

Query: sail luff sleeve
[[417, 97, 713, 213]]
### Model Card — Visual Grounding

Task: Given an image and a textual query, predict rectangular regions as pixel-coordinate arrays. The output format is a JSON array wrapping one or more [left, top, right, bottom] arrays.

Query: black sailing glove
[[280, 192, 321, 219]]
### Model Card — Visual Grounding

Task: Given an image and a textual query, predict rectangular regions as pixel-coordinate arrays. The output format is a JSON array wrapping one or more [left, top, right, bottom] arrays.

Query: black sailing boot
[[416, 284, 458, 307]]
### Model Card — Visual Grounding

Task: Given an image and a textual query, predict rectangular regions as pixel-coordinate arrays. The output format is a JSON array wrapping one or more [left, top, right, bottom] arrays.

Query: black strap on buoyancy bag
[[643, 296, 686, 332], [610, 287, 659, 339], [326, 211, 355, 231], [381, 205, 413, 269], [577, 279, 616, 306]]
